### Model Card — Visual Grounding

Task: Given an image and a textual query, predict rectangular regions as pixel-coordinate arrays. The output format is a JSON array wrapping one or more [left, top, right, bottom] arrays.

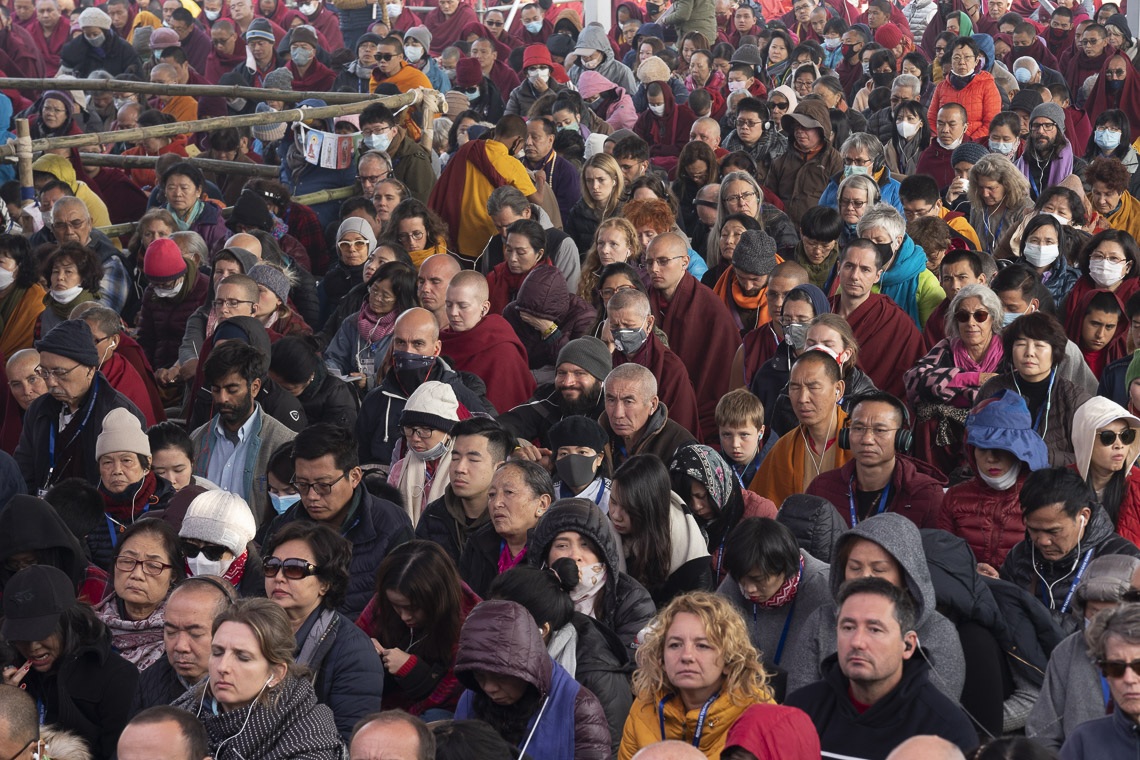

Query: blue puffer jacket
[[818, 165, 905, 215]]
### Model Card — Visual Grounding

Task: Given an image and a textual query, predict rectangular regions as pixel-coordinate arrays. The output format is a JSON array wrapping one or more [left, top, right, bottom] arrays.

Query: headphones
[[871, 149, 886, 175], [838, 391, 913, 453]]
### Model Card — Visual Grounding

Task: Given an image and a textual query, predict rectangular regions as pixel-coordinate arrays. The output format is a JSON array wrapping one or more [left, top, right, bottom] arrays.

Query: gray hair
[[945, 283, 1005, 341], [892, 74, 920, 98], [51, 195, 89, 222], [1013, 56, 1038, 75], [607, 288, 651, 319], [72, 303, 121, 336], [486, 185, 530, 217], [838, 174, 881, 206], [358, 150, 392, 173], [857, 202, 906, 241], [1087, 602, 1140, 663], [707, 171, 764, 269], [606, 362, 658, 399], [171, 230, 208, 267], [840, 132, 884, 161], [496, 459, 555, 500]]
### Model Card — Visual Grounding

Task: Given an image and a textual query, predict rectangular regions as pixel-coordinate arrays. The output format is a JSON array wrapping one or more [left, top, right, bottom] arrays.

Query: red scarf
[[756, 556, 803, 608], [357, 303, 398, 343], [223, 551, 248, 586], [101, 472, 159, 525]]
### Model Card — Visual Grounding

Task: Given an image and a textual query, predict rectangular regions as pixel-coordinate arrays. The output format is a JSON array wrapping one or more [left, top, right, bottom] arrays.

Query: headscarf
[[669, 443, 743, 551], [1085, 53, 1140, 128]]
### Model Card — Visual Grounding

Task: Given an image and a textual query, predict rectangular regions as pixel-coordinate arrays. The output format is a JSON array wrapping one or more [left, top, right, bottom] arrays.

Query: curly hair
[[40, 242, 103, 292], [1086, 155, 1133, 194], [967, 154, 1032, 211], [383, 199, 449, 253], [623, 197, 675, 235], [632, 592, 771, 705], [579, 217, 641, 303]]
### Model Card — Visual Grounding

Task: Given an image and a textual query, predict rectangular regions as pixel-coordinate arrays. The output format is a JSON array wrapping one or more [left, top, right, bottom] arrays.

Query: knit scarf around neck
[[357, 303, 398, 343], [797, 245, 839, 289], [951, 334, 1003, 373], [757, 556, 804, 608], [44, 289, 96, 319]]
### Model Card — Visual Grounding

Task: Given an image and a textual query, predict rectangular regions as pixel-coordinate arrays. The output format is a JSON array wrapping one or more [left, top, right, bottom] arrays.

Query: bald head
[[392, 307, 442, 356], [886, 736, 967, 760], [766, 260, 812, 324], [646, 232, 691, 297], [149, 63, 178, 84], [5, 349, 43, 411], [632, 742, 707, 760], [417, 253, 463, 322], [446, 271, 491, 333], [224, 232, 262, 259], [607, 288, 651, 320]]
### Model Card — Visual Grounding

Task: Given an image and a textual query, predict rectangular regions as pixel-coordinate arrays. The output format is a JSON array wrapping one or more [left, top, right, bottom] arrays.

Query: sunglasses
[[263, 557, 320, 579], [376, 52, 397, 61], [1101, 659, 1140, 678], [954, 309, 990, 324], [181, 542, 229, 561], [1098, 428, 1138, 447]]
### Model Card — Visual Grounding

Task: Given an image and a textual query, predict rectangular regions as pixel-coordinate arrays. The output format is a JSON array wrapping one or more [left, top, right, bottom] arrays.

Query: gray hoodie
[[782, 513, 967, 701], [568, 23, 638, 96], [1026, 630, 1105, 750]]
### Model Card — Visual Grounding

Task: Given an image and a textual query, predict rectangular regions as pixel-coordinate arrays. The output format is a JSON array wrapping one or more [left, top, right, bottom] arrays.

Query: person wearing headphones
[[784, 577, 978, 758], [805, 391, 946, 529], [1000, 466, 1140, 634]]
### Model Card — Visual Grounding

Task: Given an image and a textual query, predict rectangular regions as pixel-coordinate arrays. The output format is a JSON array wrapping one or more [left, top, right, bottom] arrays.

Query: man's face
[[939, 260, 981, 298], [106, 3, 128, 29], [793, 125, 823, 153], [248, 38, 274, 67], [1030, 117, 1060, 152], [349, 720, 423, 760], [471, 40, 495, 71], [211, 26, 236, 55], [616, 156, 647, 185], [1080, 28, 1107, 57], [605, 377, 656, 439], [793, 0, 814, 22], [937, 108, 966, 144], [837, 592, 912, 692], [293, 454, 362, 525], [170, 16, 192, 39], [448, 434, 498, 502], [209, 370, 257, 429], [445, 283, 487, 332], [865, 5, 887, 27], [734, 108, 764, 146], [848, 401, 899, 468], [644, 240, 688, 294], [6, 356, 45, 410], [902, 197, 941, 223], [735, 7, 755, 30], [391, 318, 441, 356], [765, 274, 801, 324], [162, 0, 180, 23], [35, 0, 59, 29], [554, 362, 601, 413], [163, 588, 217, 681], [1026, 503, 1091, 561], [38, 350, 94, 410], [521, 6, 542, 26], [690, 120, 719, 149], [229, 0, 252, 20], [417, 259, 456, 313], [51, 204, 91, 246], [118, 720, 192, 760], [989, 0, 1010, 19], [524, 120, 554, 162], [13, 0, 34, 22], [377, 43, 403, 77], [838, 246, 882, 300], [1081, 308, 1120, 353], [787, 360, 841, 428]]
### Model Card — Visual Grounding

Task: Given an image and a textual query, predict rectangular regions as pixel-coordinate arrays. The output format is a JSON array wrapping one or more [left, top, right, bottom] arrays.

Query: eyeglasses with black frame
[[291, 471, 349, 496], [115, 556, 174, 576], [181, 541, 230, 561]]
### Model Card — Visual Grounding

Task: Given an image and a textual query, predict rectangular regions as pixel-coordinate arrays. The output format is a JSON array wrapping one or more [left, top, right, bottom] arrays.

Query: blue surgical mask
[[1096, 128, 1122, 151], [1014, 66, 1032, 83], [989, 139, 1016, 155], [270, 492, 301, 514], [843, 164, 869, 178], [291, 46, 314, 68], [364, 131, 392, 152], [1001, 309, 1026, 327], [525, 20, 543, 33]]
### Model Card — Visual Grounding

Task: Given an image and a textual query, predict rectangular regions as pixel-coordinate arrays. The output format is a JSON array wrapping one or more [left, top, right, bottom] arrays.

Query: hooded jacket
[[415, 487, 491, 566], [503, 266, 596, 371], [577, 71, 637, 131], [766, 99, 844, 225], [978, 371, 1091, 468], [0, 494, 107, 604], [783, 513, 967, 700], [806, 454, 947, 529], [632, 82, 697, 158], [776, 494, 848, 563], [721, 703, 821, 760], [527, 498, 657, 650], [454, 600, 610, 760], [1071, 396, 1140, 546], [32, 153, 112, 229], [569, 23, 638, 95]]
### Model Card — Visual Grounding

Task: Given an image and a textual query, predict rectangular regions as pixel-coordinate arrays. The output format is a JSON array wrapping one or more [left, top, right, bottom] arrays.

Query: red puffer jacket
[[937, 466, 1028, 568], [135, 266, 211, 371]]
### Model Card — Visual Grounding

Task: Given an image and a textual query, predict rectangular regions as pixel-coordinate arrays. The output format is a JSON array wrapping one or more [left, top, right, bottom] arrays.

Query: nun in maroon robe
[[632, 83, 696, 162], [439, 314, 537, 414], [612, 330, 703, 441], [0, 20, 44, 78], [1084, 53, 1140, 129], [1060, 41, 1116, 95], [29, 14, 70, 77]]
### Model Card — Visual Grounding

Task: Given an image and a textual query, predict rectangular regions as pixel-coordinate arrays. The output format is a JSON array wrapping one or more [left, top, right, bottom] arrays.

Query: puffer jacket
[[454, 600, 610, 760], [296, 364, 358, 431], [938, 465, 1030, 569], [806, 454, 947, 529], [578, 71, 637, 131], [927, 69, 1002, 142], [764, 99, 844, 225], [783, 513, 967, 700], [503, 266, 597, 371], [173, 675, 342, 760], [528, 498, 657, 651], [978, 372, 1091, 468], [136, 266, 211, 371], [903, 0, 939, 42], [1000, 504, 1140, 634], [776, 494, 848, 563]]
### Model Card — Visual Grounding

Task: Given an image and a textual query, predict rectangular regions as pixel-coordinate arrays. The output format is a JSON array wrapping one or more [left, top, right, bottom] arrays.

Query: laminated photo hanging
[[296, 122, 360, 171]]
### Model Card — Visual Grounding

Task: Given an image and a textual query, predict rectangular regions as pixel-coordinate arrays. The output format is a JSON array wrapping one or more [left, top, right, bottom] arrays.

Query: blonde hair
[[40, 726, 91, 760], [715, 387, 765, 430], [632, 592, 771, 705], [967, 154, 1032, 211], [578, 217, 641, 302], [580, 153, 624, 216]]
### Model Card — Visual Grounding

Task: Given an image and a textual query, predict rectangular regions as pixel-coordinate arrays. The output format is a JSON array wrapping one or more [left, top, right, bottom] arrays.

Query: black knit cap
[[555, 336, 612, 382], [35, 319, 100, 367], [549, 415, 608, 452], [230, 191, 274, 232]]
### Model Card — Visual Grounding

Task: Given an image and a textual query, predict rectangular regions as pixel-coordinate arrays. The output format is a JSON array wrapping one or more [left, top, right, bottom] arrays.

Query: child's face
[[719, 424, 762, 464]]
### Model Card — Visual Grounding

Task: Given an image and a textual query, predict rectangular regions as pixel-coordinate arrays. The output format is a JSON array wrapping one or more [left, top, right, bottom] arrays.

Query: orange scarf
[[712, 262, 781, 325]]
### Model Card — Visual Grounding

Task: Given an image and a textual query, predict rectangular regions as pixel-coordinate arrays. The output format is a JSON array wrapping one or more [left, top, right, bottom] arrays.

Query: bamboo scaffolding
[[0, 77, 377, 105], [77, 152, 280, 177]]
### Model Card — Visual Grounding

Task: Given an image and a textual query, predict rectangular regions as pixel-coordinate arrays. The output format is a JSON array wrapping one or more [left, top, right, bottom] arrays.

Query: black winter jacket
[[498, 386, 606, 449], [561, 613, 634, 757], [415, 488, 490, 565], [129, 657, 189, 716], [298, 365, 359, 430], [458, 522, 525, 599], [776, 493, 847, 564], [59, 33, 141, 77]]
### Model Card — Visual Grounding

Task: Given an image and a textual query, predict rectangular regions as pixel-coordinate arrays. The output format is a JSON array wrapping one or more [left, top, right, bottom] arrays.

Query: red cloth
[[304, 4, 344, 51], [741, 323, 781, 388], [0, 23, 44, 78], [938, 465, 1029, 568], [460, 21, 511, 60], [486, 258, 553, 315], [1011, 38, 1058, 71], [922, 298, 949, 350], [204, 37, 246, 83], [29, 19, 70, 76], [287, 58, 336, 92], [422, 2, 478, 55], [855, 7, 911, 36], [1060, 45, 1116, 96], [101, 351, 159, 426], [805, 455, 947, 529], [632, 84, 697, 159], [915, 138, 963, 192], [84, 164, 149, 226], [1062, 276, 1137, 370], [1085, 54, 1140, 131], [439, 315, 537, 413], [428, 138, 511, 254], [829, 292, 925, 399], [612, 330, 703, 441], [1112, 466, 1140, 547], [1065, 107, 1092, 157], [927, 70, 1002, 142], [650, 274, 742, 445]]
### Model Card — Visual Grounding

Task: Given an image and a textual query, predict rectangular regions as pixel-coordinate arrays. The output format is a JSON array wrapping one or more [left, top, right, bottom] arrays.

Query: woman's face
[[1025, 224, 1059, 253], [988, 122, 1018, 151], [164, 174, 199, 214], [474, 671, 529, 705], [844, 538, 902, 586], [50, 258, 81, 291], [975, 446, 1018, 480], [487, 467, 546, 542], [689, 53, 710, 83], [12, 633, 63, 673], [688, 478, 717, 520], [719, 219, 749, 262], [955, 295, 993, 350], [768, 37, 788, 63], [682, 39, 697, 62], [151, 446, 193, 491], [977, 175, 1007, 209], [547, 530, 602, 569], [584, 167, 616, 204], [384, 588, 426, 629], [1040, 196, 1074, 225], [255, 285, 279, 319], [367, 277, 397, 315], [1091, 419, 1134, 475], [99, 452, 147, 494], [632, 186, 660, 203], [901, 59, 923, 79], [396, 217, 428, 252], [662, 611, 726, 695], [1011, 336, 1053, 382], [41, 99, 68, 130], [599, 274, 637, 307], [504, 232, 541, 274], [141, 219, 174, 249], [685, 159, 709, 185], [210, 621, 281, 711], [596, 226, 632, 266], [1092, 181, 1125, 216], [805, 325, 851, 365], [737, 567, 787, 603], [213, 259, 241, 288], [337, 231, 372, 267], [455, 118, 476, 147], [403, 424, 447, 454], [839, 186, 870, 225], [794, 71, 814, 96], [114, 532, 174, 613], [265, 538, 327, 620], [364, 247, 395, 282], [607, 484, 632, 534], [639, 42, 655, 63], [723, 179, 758, 217]]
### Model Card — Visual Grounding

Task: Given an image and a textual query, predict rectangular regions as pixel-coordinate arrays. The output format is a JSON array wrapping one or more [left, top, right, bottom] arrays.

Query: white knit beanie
[[95, 409, 151, 460], [180, 491, 257, 556], [399, 381, 461, 433]]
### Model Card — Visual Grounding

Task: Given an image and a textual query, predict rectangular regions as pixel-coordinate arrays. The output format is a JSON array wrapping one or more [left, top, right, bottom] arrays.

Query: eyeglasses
[[115, 556, 173, 576], [950, 55, 976, 64], [954, 309, 990, 323], [1101, 659, 1140, 679], [735, 119, 761, 128], [397, 230, 426, 244], [843, 156, 873, 166], [485, 19, 503, 26], [644, 255, 687, 269], [338, 239, 370, 252], [34, 364, 83, 380], [402, 425, 436, 439], [1107, 68, 1128, 78], [376, 52, 398, 61], [359, 173, 388, 185], [263, 557, 320, 579], [1079, 37, 1105, 46], [1097, 428, 1138, 446], [599, 284, 635, 299], [1090, 253, 1129, 264], [51, 218, 87, 232], [849, 425, 899, 438], [291, 471, 349, 495], [839, 198, 867, 210], [213, 298, 255, 309], [724, 190, 757, 205], [1030, 121, 1058, 132], [181, 541, 230, 561]]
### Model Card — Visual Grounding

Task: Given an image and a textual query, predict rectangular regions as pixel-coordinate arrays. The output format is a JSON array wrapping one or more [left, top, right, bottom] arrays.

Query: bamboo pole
[[0, 77, 377, 105], [78, 152, 280, 178], [15, 118, 32, 200], [97, 185, 359, 237], [0, 89, 441, 158]]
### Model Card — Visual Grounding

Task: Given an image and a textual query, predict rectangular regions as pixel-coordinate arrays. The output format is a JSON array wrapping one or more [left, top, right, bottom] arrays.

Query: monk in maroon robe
[[422, 0, 478, 55], [647, 234, 741, 445], [299, 1, 344, 50], [439, 272, 537, 414], [204, 21, 246, 83], [29, 5, 70, 77], [0, 17, 44, 78], [830, 291, 925, 399]]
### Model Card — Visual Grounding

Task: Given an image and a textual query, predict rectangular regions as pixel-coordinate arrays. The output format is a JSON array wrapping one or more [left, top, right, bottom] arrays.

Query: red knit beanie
[[874, 23, 903, 50], [143, 238, 187, 280]]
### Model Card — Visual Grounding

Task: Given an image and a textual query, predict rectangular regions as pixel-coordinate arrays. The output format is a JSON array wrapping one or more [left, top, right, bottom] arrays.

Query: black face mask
[[391, 350, 436, 389], [875, 241, 895, 268], [872, 71, 895, 88]]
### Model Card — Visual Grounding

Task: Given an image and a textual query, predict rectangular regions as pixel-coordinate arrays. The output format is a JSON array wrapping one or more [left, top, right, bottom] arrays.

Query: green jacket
[[390, 126, 436, 204], [658, 0, 716, 45]]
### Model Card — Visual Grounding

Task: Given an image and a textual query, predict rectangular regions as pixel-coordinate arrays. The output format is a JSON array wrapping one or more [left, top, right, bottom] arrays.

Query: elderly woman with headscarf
[[387, 381, 464, 525]]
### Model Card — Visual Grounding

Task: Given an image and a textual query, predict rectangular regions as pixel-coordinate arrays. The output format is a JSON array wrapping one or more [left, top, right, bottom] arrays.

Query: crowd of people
[[5, 0, 1140, 757]]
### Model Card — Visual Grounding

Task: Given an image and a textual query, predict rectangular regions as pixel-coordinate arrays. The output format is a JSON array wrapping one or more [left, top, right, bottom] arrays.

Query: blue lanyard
[[658, 692, 719, 747], [35, 698, 44, 725], [1048, 548, 1096, 613], [1102, 674, 1114, 712], [848, 473, 891, 526], [772, 564, 804, 666], [45, 383, 99, 489]]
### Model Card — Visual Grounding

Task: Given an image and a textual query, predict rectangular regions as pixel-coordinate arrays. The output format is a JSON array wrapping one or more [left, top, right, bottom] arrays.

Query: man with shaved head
[[607, 289, 701, 436], [417, 254, 462, 329], [149, 63, 197, 121], [439, 272, 536, 414], [5, 350, 44, 412], [601, 363, 696, 467], [356, 307, 494, 465], [735, 260, 810, 388], [632, 741, 707, 760], [645, 233, 742, 444], [224, 232, 263, 260], [886, 736, 967, 760]]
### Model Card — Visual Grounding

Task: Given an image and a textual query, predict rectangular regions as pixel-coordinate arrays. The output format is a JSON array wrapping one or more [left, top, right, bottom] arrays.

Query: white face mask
[[938, 136, 963, 150], [205, 8, 221, 19], [404, 44, 423, 63], [1090, 258, 1128, 288], [896, 120, 919, 139], [727, 79, 747, 93], [528, 67, 550, 83], [1048, 212, 1071, 227], [187, 555, 234, 578], [569, 562, 607, 614], [299, 1, 318, 13], [153, 278, 185, 299], [649, 103, 665, 116], [50, 284, 83, 303], [1023, 242, 1059, 268], [979, 461, 1020, 491], [386, 3, 402, 17], [0, 267, 12, 290]]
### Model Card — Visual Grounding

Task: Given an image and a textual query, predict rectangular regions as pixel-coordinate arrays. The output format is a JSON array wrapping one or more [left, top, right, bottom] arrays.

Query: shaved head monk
[[601, 363, 695, 468], [417, 253, 462, 329], [439, 271, 535, 413], [224, 232, 263, 260], [734, 260, 810, 389]]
